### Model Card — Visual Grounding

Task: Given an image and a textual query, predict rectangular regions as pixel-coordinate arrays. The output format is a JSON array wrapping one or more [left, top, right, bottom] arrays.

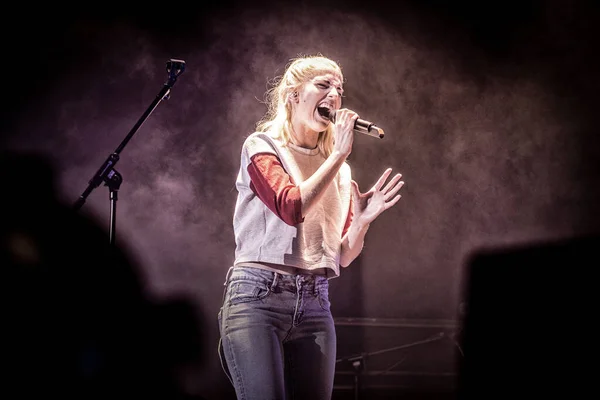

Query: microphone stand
[[335, 332, 448, 400], [73, 59, 186, 245]]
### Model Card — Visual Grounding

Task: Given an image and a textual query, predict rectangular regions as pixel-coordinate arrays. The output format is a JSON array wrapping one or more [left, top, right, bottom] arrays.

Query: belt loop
[[313, 275, 323, 295], [221, 266, 235, 305], [223, 266, 234, 286], [270, 272, 279, 291]]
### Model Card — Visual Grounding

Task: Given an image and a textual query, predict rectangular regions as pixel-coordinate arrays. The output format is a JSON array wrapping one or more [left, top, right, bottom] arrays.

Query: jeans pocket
[[228, 280, 271, 305]]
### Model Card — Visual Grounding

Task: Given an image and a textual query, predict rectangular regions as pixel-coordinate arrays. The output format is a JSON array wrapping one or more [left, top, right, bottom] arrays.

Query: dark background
[[2, 0, 598, 398]]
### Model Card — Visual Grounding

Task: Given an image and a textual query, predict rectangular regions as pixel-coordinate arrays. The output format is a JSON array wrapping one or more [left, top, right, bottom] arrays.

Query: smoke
[[2, 2, 599, 397], [3, 0, 597, 321]]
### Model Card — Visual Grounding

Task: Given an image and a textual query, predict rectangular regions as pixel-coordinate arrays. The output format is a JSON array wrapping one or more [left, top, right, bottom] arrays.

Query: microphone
[[166, 59, 186, 76], [318, 107, 385, 139], [164, 59, 186, 89]]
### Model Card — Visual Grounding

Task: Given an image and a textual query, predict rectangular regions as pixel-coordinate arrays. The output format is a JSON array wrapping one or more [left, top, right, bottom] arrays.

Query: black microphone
[[166, 59, 186, 76], [318, 107, 384, 139]]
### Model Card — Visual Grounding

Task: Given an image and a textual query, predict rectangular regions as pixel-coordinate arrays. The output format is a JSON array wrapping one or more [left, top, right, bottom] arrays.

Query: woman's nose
[[327, 87, 341, 98]]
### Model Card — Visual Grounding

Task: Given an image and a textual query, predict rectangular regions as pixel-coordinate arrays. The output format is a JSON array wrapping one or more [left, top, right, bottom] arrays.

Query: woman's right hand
[[332, 108, 359, 158]]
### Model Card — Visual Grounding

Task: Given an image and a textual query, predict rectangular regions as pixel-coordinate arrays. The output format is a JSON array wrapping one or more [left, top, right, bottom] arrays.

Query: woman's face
[[292, 72, 344, 135]]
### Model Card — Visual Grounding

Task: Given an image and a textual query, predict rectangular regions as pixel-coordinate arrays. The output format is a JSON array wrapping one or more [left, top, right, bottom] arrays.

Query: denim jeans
[[218, 266, 336, 400]]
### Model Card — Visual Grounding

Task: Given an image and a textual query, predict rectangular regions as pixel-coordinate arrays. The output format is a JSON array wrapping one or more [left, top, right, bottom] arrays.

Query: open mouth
[[317, 106, 334, 122]]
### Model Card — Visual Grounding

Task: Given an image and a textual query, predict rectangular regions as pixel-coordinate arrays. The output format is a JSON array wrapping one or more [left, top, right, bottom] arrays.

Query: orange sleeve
[[247, 153, 304, 226]]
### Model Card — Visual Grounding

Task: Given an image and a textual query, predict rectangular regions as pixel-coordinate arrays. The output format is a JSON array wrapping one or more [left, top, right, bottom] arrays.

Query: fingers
[[373, 169, 404, 206], [383, 176, 404, 202], [359, 168, 405, 210], [335, 108, 359, 131], [384, 194, 402, 210], [372, 168, 393, 191], [381, 173, 403, 194]]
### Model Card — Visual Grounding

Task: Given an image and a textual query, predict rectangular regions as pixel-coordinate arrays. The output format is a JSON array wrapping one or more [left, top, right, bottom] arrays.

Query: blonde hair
[[256, 55, 343, 157]]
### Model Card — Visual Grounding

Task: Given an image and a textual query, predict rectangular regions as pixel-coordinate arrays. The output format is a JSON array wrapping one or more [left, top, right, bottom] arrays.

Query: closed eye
[[316, 82, 344, 96]]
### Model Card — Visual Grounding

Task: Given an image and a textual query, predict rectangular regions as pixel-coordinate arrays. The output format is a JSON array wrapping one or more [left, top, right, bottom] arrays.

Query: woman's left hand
[[351, 168, 404, 225]]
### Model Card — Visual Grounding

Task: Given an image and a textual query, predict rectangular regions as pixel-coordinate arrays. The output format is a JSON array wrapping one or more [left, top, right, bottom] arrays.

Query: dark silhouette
[[458, 234, 599, 398], [1, 151, 206, 399]]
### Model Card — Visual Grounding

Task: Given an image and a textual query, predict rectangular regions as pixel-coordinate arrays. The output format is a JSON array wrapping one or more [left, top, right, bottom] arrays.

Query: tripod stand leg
[[352, 358, 365, 400]]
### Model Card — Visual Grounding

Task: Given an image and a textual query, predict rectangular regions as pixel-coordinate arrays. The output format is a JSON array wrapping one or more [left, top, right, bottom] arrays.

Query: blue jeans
[[218, 266, 336, 400]]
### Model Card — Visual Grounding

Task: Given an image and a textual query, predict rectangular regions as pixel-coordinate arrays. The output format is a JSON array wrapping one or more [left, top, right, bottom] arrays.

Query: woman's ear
[[289, 91, 299, 104]]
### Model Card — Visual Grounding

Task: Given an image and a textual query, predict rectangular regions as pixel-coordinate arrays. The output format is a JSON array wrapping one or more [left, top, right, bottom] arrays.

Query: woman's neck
[[290, 122, 319, 149]]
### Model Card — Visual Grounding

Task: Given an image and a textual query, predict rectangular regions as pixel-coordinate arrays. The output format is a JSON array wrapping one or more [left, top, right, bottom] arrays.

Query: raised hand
[[351, 168, 404, 225]]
